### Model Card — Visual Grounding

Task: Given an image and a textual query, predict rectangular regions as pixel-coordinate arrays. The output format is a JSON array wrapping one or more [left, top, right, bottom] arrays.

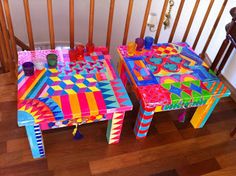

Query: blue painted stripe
[[136, 133, 148, 138]]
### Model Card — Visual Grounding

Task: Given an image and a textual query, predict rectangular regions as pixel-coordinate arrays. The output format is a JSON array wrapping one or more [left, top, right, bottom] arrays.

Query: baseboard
[[202, 53, 236, 102]]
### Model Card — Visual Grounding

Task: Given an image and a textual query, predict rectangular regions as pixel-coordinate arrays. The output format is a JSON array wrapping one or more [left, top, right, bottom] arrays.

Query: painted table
[[17, 47, 132, 158], [117, 42, 230, 139]]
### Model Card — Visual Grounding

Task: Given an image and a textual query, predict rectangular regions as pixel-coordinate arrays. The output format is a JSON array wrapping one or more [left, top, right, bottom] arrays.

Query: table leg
[[106, 112, 125, 144], [190, 97, 220, 128], [134, 104, 155, 139], [25, 124, 45, 159]]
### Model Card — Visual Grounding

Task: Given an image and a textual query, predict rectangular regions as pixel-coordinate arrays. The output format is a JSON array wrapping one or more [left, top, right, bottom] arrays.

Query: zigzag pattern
[[34, 124, 45, 157], [110, 80, 132, 108], [18, 98, 63, 124], [38, 97, 64, 121], [106, 113, 125, 144], [98, 81, 120, 109], [134, 106, 155, 139]]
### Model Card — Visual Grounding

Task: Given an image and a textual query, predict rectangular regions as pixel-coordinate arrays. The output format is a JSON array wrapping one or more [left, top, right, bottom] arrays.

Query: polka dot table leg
[[25, 124, 45, 159], [134, 104, 155, 139], [106, 112, 125, 144]]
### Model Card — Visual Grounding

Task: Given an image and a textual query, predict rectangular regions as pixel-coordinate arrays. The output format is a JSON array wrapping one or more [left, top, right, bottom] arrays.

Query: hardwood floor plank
[[0, 142, 6, 154], [216, 150, 236, 168], [89, 131, 230, 175], [150, 169, 179, 176], [7, 138, 29, 152], [176, 158, 221, 176], [202, 166, 236, 176]]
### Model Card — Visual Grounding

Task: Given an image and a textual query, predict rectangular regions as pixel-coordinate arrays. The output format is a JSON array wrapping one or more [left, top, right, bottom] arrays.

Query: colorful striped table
[[17, 47, 133, 159], [117, 42, 230, 139]]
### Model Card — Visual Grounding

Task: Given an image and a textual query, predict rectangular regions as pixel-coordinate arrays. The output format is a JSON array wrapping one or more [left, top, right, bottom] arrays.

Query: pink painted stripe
[[18, 73, 29, 90], [39, 85, 49, 97], [36, 83, 48, 98], [60, 95, 73, 119], [93, 91, 107, 114], [77, 93, 90, 116]]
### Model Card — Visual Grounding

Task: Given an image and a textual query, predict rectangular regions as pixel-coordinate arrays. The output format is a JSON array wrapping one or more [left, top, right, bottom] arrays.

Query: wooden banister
[[3, 0, 17, 62], [201, 0, 228, 55], [140, 0, 152, 39], [192, 0, 214, 50], [69, 0, 74, 49], [88, 0, 95, 44], [0, 27, 8, 72], [182, 0, 200, 42], [23, 0, 34, 50], [47, 0, 55, 49], [0, 1, 13, 71], [106, 0, 115, 51], [154, 0, 168, 43], [123, 0, 134, 45], [168, 0, 185, 43], [14, 35, 30, 50]]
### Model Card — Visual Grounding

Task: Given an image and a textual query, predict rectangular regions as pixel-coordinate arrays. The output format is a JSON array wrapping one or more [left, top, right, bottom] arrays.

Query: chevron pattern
[[106, 112, 125, 144]]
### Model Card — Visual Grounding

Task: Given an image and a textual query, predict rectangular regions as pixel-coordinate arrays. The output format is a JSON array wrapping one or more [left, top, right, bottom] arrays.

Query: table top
[[17, 47, 132, 127], [118, 42, 230, 108]]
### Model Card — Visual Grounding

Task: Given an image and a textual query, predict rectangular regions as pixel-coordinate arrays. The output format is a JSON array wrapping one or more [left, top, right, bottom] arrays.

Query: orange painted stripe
[[51, 96, 62, 109], [209, 82, 216, 92], [218, 86, 227, 98], [68, 94, 81, 118], [85, 92, 99, 116], [214, 82, 223, 95]]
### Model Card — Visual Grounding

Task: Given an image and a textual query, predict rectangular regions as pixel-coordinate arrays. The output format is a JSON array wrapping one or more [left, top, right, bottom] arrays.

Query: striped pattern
[[25, 124, 45, 159], [106, 112, 125, 144], [191, 81, 230, 128], [34, 124, 45, 157], [134, 105, 155, 139]]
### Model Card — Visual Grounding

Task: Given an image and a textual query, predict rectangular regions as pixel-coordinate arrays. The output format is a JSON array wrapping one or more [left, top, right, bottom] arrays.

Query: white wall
[[8, 0, 236, 87]]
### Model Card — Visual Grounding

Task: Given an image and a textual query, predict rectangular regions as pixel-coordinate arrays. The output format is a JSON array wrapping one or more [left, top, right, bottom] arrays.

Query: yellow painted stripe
[[21, 69, 46, 99], [18, 70, 24, 80], [51, 96, 62, 109], [85, 92, 98, 116], [196, 97, 214, 127], [155, 106, 162, 112], [68, 94, 81, 118]]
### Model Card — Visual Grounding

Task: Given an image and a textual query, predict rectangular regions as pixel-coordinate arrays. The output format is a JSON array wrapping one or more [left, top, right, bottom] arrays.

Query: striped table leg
[[25, 124, 45, 159], [190, 97, 220, 128], [191, 81, 230, 128], [106, 112, 125, 144], [134, 105, 155, 139]]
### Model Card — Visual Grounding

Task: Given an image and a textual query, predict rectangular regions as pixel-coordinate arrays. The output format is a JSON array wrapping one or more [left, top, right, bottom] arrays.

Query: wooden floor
[[0, 73, 236, 176]]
